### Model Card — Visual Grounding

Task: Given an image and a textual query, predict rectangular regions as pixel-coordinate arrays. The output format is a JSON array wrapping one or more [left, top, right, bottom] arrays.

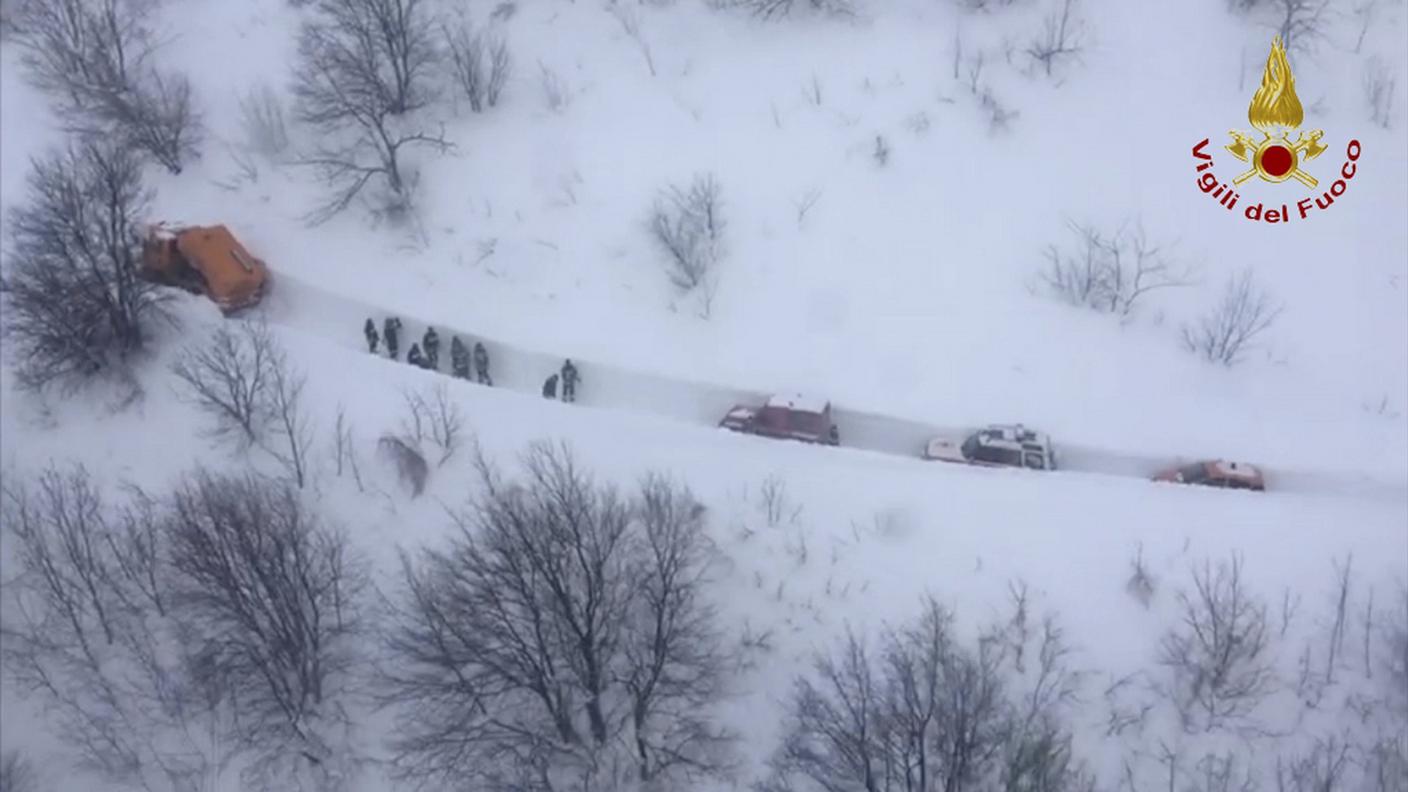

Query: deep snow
[[2, 0, 1407, 788]]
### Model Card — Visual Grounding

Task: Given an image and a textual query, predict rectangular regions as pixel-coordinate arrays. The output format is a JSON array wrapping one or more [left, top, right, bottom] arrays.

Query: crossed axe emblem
[[1226, 129, 1328, 188]]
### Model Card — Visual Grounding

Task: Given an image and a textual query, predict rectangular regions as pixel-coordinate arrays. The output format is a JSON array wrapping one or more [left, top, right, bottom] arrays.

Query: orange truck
[[140, 223, 270, 313]]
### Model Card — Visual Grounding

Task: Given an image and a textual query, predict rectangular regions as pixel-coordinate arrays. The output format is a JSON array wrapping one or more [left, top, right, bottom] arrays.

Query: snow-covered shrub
[[292, 0, 448, 223], [650, 173, 725, 294], [381, 443, 734, 789], [1038, 219, 1193, 319], [441, 15, 511, 113], [399, 382, 464, 467], [8, 0, 204, 173], [1024, 0, 1086, 78], [1180, 269, 1282, 367], [1, 142, 171, 394]]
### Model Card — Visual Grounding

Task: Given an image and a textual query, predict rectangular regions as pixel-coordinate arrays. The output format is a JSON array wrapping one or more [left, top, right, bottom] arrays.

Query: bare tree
[[764, 596, 1092, 792], [0, 751, 37, 792], [292, 0, 447, 222], [1275, 735, 1353, 791], [1158, 554, 1275, 733], [1269, 0, 1333, 54], [1, 465, 230, 789], [1363, 55, 1396, 130], [330, 404, 366, 491], [1025, 0, 1086, 78], [1040, 220, 1194, 319], [1181, 269, 1283, 367], [8, 0, 203, 173], [380, 442, 733, 789], [264, 340, 314, 489], [1, 141, 171, 393], [650, 173, 725, 294], [162, 469, 366, 776], [442, 16, 512, 112], [171, 320, 278, 448]]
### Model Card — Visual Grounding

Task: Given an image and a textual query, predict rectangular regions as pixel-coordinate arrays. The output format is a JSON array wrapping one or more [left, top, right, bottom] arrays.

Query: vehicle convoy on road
[[719, 393, 840, 446], [141, 222, 270, 313], [922, 423, 1058, 470], [1153, 459, 1266, 491]]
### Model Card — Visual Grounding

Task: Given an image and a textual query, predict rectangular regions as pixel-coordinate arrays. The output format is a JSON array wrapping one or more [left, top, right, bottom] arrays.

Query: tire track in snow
[[261, 273, 1408, 505]]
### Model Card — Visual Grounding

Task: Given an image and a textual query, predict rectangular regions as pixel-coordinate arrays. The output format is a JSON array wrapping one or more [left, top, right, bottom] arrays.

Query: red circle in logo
[[1261, 145, 1294, 177]]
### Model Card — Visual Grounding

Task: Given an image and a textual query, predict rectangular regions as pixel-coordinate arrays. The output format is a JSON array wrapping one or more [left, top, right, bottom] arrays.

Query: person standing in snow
[[407, 343, 426, 368], [423, 326, 440, 371], [473, 342, 492, 386], [384, 317, 403, 360], [560, 359, 580, 403], [542, 373, 558, 399], [450, 336, 470, 379], [364, 318, 380, 354]]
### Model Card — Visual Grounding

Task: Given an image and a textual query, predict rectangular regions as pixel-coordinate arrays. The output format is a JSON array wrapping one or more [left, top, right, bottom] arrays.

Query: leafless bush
[[163, 469, 366, 773], [292, 0, 447, 223], [1181, 269, 1283, 367], [872, 134, 891, 166], [1158, 554, 1275, 732], [1275, 735, 1353, 791], [380, 443, 734, 789], [376, 435, 429, 497], [612, 5, 656, 77], [756, 474, 801, 528], [1025, 0, 1086, 77], [1, 465, 230, 788], [978, 86, 1019, 134], [171, 320, 313, 486], [1379, 584, 1408, 721], [1, 141, 171, 393], [1364, 56, 1396, 130], [729, 0, 856, 19], [172, 321, 277, 448], [539, 62, 571, 112], [442, 16, 511, 113], [1184, 751, 1258, 792], [8, 0, 204, 173], [238, 82, 291, 159], [400, 383, 464, 467], [764, 596, 1092, 792], [0, 751, 37, 792], [650, 173, 725, 294], [1126, 543, 1157, 608], [1040, 219, 1193, 318], [1352, 0, 1394, 52]]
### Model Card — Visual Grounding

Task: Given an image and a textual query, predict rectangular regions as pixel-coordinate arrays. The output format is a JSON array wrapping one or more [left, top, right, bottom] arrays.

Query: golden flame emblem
[[1226, 37, 1327, 187]]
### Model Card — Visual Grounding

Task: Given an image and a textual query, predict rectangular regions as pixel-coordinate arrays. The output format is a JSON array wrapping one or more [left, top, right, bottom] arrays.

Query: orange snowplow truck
[[141, 223, 270, 313]]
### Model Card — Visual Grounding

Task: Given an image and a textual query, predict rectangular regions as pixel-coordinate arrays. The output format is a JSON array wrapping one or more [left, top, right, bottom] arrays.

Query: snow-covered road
[[261, 273, 1408, 505]]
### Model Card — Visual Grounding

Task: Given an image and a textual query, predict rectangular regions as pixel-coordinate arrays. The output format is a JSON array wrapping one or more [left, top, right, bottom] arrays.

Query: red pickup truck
[[719, 393, 840, 446]]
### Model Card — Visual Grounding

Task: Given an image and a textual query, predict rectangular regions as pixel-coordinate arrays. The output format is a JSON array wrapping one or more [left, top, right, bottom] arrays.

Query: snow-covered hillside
[[1, 0, 1406, 790]]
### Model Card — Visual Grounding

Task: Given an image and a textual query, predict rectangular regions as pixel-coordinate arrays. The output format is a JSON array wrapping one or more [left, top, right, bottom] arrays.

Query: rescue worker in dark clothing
[[423, 326, 440, 371], [450, 336, 471, 379], [560, 359, 580, 403], [407, 343, 426, 368], [384, 317, 403, 360], [364, 318, 379, 354], [542, 374, 559, 399], [473, 342, 492, 386]]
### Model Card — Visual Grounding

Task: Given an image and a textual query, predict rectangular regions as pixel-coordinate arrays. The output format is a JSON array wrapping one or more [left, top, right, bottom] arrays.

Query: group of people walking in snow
[[362, 317, 581, 403], [364, 317, 492, 385]]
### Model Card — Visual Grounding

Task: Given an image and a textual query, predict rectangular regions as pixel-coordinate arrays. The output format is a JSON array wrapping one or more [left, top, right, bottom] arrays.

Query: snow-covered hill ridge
[[271, 271, 1408, 503], [121, 0, 1408, 483]]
